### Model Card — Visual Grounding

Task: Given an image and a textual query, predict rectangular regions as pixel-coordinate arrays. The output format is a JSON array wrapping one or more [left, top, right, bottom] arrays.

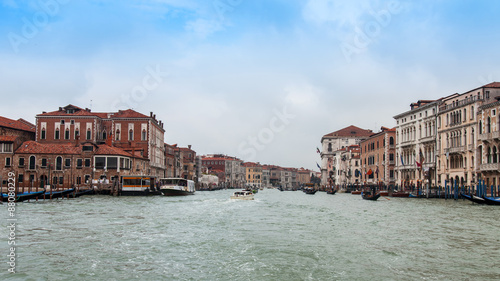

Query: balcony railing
[[479, 163, 500, 172], [479, 131, 500, 142], [439, 96, 483, 112], [444, 146, 466, 154]]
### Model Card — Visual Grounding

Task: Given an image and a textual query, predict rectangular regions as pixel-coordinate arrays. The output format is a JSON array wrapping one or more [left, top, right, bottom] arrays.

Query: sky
[[2, 0, 500, 171]]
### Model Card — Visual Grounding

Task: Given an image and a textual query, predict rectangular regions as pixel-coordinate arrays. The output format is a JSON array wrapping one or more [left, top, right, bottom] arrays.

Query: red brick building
[[360, 127, 396, 186], [0, 116, 36, 189], [35, 104, 166, 177]]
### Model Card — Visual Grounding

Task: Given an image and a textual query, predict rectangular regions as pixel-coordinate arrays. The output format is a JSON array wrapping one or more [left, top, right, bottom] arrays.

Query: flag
[[316, 162, 321, 170], [400, 155, 405, 166], [367, 169, 373, 176], [375, 166, 379, 175], [317, 147, 320, 154], [419, 149, 425, 164]]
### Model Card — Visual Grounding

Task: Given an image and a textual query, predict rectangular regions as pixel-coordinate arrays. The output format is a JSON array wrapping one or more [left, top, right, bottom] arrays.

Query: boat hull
[[1, 189, 46, 202], [160, 188, 194, 196], [483, 196, 500, 206], [361, 192, 381, 201], [460, 193, 486, 204]]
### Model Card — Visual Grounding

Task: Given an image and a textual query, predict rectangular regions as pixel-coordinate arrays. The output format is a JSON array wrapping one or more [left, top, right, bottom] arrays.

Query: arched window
[[56, 156, 62, 170], [55, 128, 60, 140], [494, 146, 498, 164], [103, 130, 107, 140], [142, 129, 147, 141], [487, 117, 491, 133], [65, 129, 70, 140], [29, 156, 36, 170], [389, 137, 394, 145], [479, 120, 483, 134], [115, 129, 120, 141], [41, 128, 46, 140], [487, 147, 492, 164], [129, 129, 134, 141], [86, 129, 92, 140]]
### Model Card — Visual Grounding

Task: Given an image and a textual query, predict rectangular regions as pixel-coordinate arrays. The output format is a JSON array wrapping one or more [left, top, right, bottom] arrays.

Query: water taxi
[[230, 190, 254, 200], [121, 175, 159, 196], [159, 178, 195, 196]]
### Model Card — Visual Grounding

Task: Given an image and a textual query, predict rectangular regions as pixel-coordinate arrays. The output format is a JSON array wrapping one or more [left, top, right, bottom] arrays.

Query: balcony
[[420, 135, 435, 143], [400, 139, 415, 147], [444, 146, 466, 154], [479, 131, 500, 142], [479, 163, 500, 172]]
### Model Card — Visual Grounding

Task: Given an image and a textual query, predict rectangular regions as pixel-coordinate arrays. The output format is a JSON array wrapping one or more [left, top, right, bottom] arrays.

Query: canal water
[[1, 189, 499, 280]]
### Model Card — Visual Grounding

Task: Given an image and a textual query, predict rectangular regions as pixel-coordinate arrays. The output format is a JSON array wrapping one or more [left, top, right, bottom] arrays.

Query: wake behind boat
[[159, 178, 195, 196]]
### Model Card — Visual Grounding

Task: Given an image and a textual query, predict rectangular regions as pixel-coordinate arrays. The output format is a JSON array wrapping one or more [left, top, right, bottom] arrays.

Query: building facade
[[360, 127, 396, 186], [437, 83, 500, 187], [394, 100, 439, 188], [321, 125, 372, 186]]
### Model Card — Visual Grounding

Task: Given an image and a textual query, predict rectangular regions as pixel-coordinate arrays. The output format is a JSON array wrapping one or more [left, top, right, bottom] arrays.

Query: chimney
[[59, 107, 62, 111], [188, 145, 192, 150], [150, 112, 153, 117], [75, 133, 80, 147], [106, 133, 112, 146]]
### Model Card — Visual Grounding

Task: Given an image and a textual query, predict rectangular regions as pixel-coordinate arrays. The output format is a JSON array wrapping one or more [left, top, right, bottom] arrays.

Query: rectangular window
[[86, 130, 91, 140], [95, 157, 106, 169], [18, 174, 24, 184], [59, 177, 63, 185], [18, 157, 25, 167], [5, 157, 11, 167], [4, 143, 13, 153], [76, 177, 82, 184], [77, 159, 83, 168], [107, 157, 118, 169], [65, 158, 71, 168], [82, 146, 93, 152], [84, 159, 91, 167], [41, 158, 47, 168], [41, 130, 46, 139]]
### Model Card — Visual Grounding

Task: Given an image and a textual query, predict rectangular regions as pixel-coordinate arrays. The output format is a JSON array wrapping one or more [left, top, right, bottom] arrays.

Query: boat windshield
[[160, 178, 187, 186]]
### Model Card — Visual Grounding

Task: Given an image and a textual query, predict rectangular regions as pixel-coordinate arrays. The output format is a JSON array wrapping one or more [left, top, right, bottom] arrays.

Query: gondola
[[361, 191, 381, 201], [70, 188, 95, 198], [35, 188, 76, 199], [326, 189, 337, 195], [482, 196, 500, 206], [303, 188, 317, 195], [1, 189, 46, 203], [460, 193, 486, 204]]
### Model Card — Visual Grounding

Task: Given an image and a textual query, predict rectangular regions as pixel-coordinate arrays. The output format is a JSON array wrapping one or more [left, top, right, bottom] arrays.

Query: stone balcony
[[479, 163, 500, 172], [445, 146, 466, 154], [479, 131, 500, 142]]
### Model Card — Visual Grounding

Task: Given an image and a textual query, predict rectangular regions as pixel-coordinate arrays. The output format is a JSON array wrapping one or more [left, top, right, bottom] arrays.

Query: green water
[[1, 189, 499, 280]]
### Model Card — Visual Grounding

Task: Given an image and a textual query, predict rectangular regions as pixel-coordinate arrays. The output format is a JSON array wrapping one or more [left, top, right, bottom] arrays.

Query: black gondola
[[35, 188, 76, 199], [361, 191, 381, 201], [482, 196, 500, 206], [326, 189, 337, 195], [70, 188, 95, 198], [1, 189, 46, 203], [303, 188, 317, 195], [460, 193, 486, 204]]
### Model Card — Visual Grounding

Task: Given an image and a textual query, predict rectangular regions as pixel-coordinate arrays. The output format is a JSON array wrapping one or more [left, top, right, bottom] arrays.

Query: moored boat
[[482, 196, 500, 206], [391, 191, 410, 197], [159, 178, 195, 196], [351, 190, 362, 195], [1, 189, 46, 202], [35, 188, 76, 199], [230, 190, 254, 200], [121, 175, 160, 196], [460, 193, 486, 204]]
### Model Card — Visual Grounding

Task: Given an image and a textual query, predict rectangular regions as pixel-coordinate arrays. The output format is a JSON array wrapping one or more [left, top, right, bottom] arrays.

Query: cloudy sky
[[2, 0, 500, 171]]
